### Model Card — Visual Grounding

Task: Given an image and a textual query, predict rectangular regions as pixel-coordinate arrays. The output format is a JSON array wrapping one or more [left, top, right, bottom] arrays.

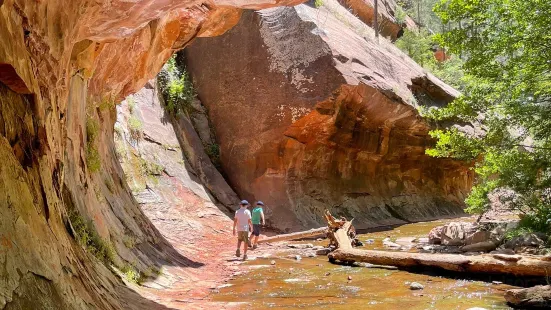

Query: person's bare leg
[[243, 238, 248, 257], [236, 240, 242, 257], [254, 235, 259, 246]]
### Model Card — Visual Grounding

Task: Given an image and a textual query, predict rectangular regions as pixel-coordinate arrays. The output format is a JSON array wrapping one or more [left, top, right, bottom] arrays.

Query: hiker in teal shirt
[[250, 201, 265, 249]]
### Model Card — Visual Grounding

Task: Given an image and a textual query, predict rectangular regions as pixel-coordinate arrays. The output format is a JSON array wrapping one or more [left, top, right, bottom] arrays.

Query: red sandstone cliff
[[184, 2, 473, 232], [0, 1, 305, 309]]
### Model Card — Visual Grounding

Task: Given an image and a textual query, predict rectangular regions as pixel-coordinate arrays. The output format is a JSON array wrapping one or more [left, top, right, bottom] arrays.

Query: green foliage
[[99, 97, 115, 112], [86, 117, 99, 144], [395, 5, 407, 24], [425, 128, 482, 160], [68, 209, 115, 265], [396, 29, 436, 67], [123, 235, 137, 249], [128, 116, 143, 142], [425, 0, 551, 234], [104, 177, 115, 194], [158, 55, 196, 116], [86, 146, 101, 173], [86, 118, 101, 173], [504, 226, 535, 242], [114, 123, 124, 138], [428, 55, 468, 90], [139, 158, 164, 176], [396, 30, 467, 91], [204, 143, 221, 168], [121, 263, 142, 284], [144, 266, 162, 278], [114, 139, 127, 160], [397, 0, 444, 31], [127, 97, 136, 114], [314, 0, 323, 8]]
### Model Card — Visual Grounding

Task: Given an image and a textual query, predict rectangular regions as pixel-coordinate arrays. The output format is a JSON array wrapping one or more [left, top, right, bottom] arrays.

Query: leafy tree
[[425, 0, 551, 232], [398, 0, 445, 31], [396, 29, 436, 66], [396, 29, 468, 90]]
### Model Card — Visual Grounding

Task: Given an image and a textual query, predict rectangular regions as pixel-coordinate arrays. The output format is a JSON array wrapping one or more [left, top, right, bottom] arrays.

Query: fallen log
[[324, 210, 359, 249], [329, 249, 551, 277], [331, 219, 354, 250], [257, 227, 327, 244]]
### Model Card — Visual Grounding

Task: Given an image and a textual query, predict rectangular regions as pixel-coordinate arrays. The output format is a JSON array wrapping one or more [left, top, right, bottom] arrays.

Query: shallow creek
[[212, 218, 515, 309]]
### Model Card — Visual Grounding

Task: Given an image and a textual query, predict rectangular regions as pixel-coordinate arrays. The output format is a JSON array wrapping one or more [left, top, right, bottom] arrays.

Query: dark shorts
[[252, 224, 261, 236]]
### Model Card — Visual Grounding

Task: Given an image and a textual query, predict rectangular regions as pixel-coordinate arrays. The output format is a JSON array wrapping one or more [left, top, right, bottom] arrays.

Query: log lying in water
[[258, 227, 327, 244], [329, 249, 551, 277]]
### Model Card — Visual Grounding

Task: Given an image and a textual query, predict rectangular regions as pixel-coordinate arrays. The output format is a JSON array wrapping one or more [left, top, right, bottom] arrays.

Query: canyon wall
[[184, 1, 473, 231], [0, 0, 305, 309]]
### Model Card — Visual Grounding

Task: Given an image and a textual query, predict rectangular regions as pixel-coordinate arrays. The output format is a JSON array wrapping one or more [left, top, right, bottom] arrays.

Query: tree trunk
[[373, 0, 379, 41], [257, 227, 327, 244], [329, 249, 551, 277], [417, 0, 421, 27]]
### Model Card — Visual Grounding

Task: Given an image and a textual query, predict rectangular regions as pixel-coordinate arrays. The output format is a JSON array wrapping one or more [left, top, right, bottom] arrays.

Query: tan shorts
[[237, 231, 249, 242]]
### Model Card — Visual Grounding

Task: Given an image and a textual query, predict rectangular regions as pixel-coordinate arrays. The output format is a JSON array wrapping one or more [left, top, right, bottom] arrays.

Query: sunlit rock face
[[184, 2, 473, 231], [0, 0, 306, 309]]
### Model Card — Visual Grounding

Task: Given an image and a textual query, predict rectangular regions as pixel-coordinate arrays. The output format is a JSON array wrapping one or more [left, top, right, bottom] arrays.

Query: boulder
[[409, 282, 424, 290], [465, 230, 492, 245], [460, 241, 498, 253], [505, 285, 551, 308], [428, 226, 444, 244], [316, 248, 332, 256], [504, 233, 547, 250], [441, 222, 477, 246], [434, 220, 515, 248], [417, 237, 429, 244]]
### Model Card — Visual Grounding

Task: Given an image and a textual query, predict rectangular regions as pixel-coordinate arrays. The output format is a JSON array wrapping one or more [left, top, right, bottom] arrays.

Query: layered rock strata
[[185, 1, 473, 231]]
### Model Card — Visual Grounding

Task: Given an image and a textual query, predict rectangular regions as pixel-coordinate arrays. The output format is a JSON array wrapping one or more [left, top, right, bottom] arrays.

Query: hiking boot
[[236, 249, 240, 257], [252, 244, 258, 250], [243, 255, 248, 261]]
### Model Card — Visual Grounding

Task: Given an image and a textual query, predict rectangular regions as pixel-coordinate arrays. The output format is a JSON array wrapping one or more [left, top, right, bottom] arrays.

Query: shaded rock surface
[[505, 285, 551, 309], [185, 1, 473, 231]]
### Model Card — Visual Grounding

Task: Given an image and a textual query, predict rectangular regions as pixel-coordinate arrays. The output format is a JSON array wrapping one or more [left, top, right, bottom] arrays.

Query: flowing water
[[212, 219, 515, 309]]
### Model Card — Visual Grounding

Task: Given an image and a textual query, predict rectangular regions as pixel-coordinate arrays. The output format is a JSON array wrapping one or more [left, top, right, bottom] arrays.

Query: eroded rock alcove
[[0, 1, 304, 309]]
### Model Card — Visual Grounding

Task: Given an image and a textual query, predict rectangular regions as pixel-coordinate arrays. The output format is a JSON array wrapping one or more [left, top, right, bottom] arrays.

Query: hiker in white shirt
[[233, 200, 253, 260]]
